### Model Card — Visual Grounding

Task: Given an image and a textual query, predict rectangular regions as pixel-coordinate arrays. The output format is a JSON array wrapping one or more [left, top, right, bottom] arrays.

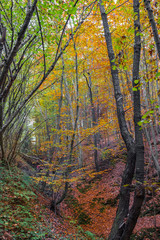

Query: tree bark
[[120, 0, 145, 238], [0, 0, 38, 90], [51, 39, 80, 209], [84, 72, 100, 172], [144, 0, 160, 59], [0, 99, 5, 164], [99, 1, 136, 239]]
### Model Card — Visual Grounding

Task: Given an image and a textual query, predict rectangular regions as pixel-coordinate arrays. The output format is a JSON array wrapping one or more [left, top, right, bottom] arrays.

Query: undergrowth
[[0, 166, 103, 239], [65, 194, 92, 225], [0, 166, 48, 239]]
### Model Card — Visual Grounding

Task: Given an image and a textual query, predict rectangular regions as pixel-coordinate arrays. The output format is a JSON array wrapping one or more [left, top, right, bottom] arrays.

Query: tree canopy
[[0, 0, 160, 239]]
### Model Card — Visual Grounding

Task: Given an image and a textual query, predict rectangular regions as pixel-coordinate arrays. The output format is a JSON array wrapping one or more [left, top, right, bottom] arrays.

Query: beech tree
[[144, 0, 160, 59], [99, 0, 145, 238], [0, 0, 94, 166], [1, 0, 159, 238]]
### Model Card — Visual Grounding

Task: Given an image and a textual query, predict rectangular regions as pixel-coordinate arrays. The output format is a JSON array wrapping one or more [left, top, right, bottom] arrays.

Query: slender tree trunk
[[99, 0, 145, 238], [53, 106, 79, 207], [132, 2, 145, 179], [99, 2, 136, 239], [45, 110, 52, 163], [52, 39, 80, 209], [84, 72, 99, 172], [64, 77, 74, 128], [144, 0, 160, 59], [0, 20, 6, 165], [0, 26, 6, 58], [0, 99, 5, 165], [120, 0, 145, 238], [57, 60, 64, 132], [141, 36, 160, 177], [99, 2, 134, 150], [72, 36, 83, 168], [141, 77, 160, 177], [144, 126, 160, 177]]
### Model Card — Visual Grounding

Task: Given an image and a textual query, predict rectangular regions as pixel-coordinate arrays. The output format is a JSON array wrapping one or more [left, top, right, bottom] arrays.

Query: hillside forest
[[0, 0, 160, 239]]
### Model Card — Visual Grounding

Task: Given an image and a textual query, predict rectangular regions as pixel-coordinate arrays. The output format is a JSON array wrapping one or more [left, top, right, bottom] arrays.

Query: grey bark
[[0, 0, 82, 137], [0, 0, 38, 91], [99, 1, 136, 239], [144, 0, 160, 59], [121, 1, 145, 238], [52, 39, 80, 209], [84, 72, 99, 172], [141, 37, 160, 177], [99, 0, 145, 238], [119, 0, 145, 238], [0, 26, 6, 58]]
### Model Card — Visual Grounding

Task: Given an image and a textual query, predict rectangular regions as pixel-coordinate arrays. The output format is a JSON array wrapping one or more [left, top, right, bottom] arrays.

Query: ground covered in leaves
[[0, 166, 87, 239], [1, 142, 160, 239], [61, 143, 160, 239]]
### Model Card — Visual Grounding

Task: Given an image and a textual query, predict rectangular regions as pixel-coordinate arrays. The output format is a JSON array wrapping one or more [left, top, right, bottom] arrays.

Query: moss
[[85, 230, 96, 239], [0, 166, 42, 239]]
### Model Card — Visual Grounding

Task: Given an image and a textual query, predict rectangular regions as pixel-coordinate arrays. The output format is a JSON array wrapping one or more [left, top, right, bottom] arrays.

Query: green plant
[[85, 231, 96, 239], [101, 149, 112, 161], [0, 166, 49, 239], [100, 149, 116, 167]]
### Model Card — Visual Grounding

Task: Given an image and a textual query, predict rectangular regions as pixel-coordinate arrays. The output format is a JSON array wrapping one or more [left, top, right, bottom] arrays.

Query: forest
[[0, 0, 160, 239]]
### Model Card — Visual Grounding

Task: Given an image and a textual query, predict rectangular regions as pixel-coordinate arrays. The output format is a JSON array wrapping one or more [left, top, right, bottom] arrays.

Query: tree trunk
[[120, 1, 145, 238], [84, 72, 100, 172], [0, 99, 5, 165], [51, 39, 80, 209], [144, 0, 160, 59], [99, 0, 145, 238], [99, 2, 136, 239]]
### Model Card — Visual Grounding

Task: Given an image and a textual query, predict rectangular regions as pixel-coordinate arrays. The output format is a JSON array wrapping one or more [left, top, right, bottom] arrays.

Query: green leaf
[[112, 65, 117, 70], [150, 99, 155, 104], [150, 110, 154, 114], [134, 79, 139, 84], [156, 72, 160, 78], [142, 112, 149, 119], [138, 121, 143, 126], [144, 119, 150, 123], [132, 87, 137, 91]]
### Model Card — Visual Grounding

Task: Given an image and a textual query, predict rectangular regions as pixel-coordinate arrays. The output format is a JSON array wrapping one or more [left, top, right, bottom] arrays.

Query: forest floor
[[35, 139, 160, 239], [1, 138, 160, 239], [37, 164, 160, 239]]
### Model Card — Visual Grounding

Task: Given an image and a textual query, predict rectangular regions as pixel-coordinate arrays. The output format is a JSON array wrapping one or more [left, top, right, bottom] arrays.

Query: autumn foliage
[[0, 0, 160, 239]]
